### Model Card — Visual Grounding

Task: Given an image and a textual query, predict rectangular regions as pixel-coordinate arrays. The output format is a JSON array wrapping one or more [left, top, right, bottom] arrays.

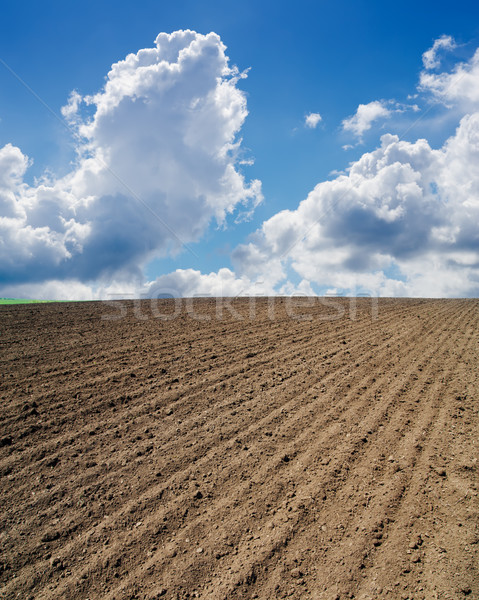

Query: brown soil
[[0, 298, 478, 600]]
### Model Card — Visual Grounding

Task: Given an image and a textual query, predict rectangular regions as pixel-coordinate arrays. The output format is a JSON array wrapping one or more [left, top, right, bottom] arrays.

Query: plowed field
[[1, 298, 478, 600]]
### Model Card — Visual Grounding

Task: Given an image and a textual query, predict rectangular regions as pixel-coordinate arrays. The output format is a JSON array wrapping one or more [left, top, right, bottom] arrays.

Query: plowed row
[[0, 298, 478, 600]]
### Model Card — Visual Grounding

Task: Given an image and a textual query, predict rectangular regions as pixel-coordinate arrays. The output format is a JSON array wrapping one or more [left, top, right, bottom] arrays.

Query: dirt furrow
[[0, 304, 458, 592], [21, 301, 463, 599], [0, 299, 477, 600], [0, 298, 433, 526], [1, 298, 448, 540]]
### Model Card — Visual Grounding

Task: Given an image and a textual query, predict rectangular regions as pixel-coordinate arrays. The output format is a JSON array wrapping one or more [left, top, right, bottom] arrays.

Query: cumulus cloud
[[342, 100, 392, 140], [229, 39, 479, 298], [2, 32, 479, 301], [422, 35, 457, 70], [0, 279, 99, 301], [420, 46, 479, 107], [61, 90, 82, 124], [232, 110, 479, 297], [143, 268, 318, 301], [305, 112, 322, 128], [133, 37, 479, 299], [0, 30, 262, 290], [145, 268, 267, 298]]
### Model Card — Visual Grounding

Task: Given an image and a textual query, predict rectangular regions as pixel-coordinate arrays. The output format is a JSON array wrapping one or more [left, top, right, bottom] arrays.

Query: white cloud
[[61, 90, 82, 124], [1, 267, 311, 301], [0, 143, 30, 218], [342, 100, 392, 140], [0, 280, 98, 301], [143, 268, 319, 300], [86, 77, 479, 302], [2, 32, 479, 301], [144, 268, 267, 298], [232, 111, 479, 297], [16, 109, 479, 300], [305, 112, 322, 128], [420, 47, 479, 107], [0, 30, 262, 290], [422, 35, 457, 70], [226, 40, 479, 298]]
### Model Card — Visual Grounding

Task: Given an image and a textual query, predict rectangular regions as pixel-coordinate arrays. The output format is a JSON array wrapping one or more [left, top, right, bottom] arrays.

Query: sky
[[1, 0, 479, 300]]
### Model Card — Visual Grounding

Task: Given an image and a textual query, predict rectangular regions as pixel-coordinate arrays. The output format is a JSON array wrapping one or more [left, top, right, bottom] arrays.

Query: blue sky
[[1, 0, 479, 299]]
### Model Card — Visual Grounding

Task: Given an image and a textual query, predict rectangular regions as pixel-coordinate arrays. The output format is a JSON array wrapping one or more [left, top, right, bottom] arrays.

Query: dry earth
[[0, 298, 478, 600]]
